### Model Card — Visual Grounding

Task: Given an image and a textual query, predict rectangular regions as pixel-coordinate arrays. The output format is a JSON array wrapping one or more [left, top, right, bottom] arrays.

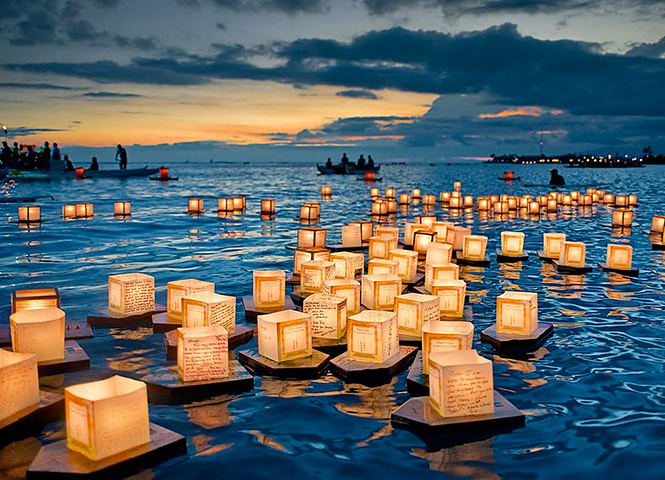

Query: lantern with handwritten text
[[293, 247, 330, 276], [395, 293, 440, 336], [367, 258, 399, 276], [300, 260, 336, 293], [323, 279, 361, 315], [369, 235, 397, 259], [341, 224, 362, 247], [182, 292, 235, 333], [431, 279, 466, 319], [421, 321, 473, 374], [389, 249, 419, 283], [348, 310, 399, 363], [0, 350, 40, 422], [425, 263, 459, 293], [361, 274, 402, 310], [303, 293, 347, 339], [253, 270, 285, 309], [496, 291, 538, 335], [258, 310, 312, 362], [177, 326, 229, 382], [108, 273, 155, 315], [167, 279, 215, 320]]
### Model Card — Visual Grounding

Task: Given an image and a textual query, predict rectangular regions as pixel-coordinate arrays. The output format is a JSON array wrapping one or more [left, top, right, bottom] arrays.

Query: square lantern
[[62, 204, 77, 219], [370, 188, 380, 198], [500, 232, 525, 257], [113, 202, 131, 216], [628, 195, 638, 206], [431, 280, 466, 319], [432, 222, 451, 243], [612, 209, 633, 227], [349, 221, 373, 242], [65, 376, 151, 461], [300, 260, 336, 293], [341, 224, 362, 247], [417, 215, 437, 227], [361, 274, 402, 310], [303, 293, 347, 339], [385, 188, 396, 199], [422, 194, 436, 206], [371, 200, 388, 216], [167, 279, 215, 320], [413, 230, 437, 255], [412, 188, 422, 199], [428, 350, 494, 418], [18, 206, 41, 223], [11, 287, 60, 314], [421, 321, 474, 374], [546, 199, 558, 213], [260, 199, 276, 215], [425, 263, 459, 293], [181, 292, 235, 333], [528, 201, 540, 215], [399, 193, 411, 205], [463, 195, 474, 209], [477, 197, 490, 211], [257, 310, 312, 362], [449, 196, 462, 209], [293, 247, 330, 276], [650, 215, 665, 234], [217, 198, 232, 212], [394, 293, 440, 336], [606, 244, 633, 270], [453, 181, 462, 190], [321, 185, 332, 196], [177, 326, 229, 382], [439, 192, 451, 203], [496, 291, 538, 335], [232, 196, 246, 210], [446, 226, 471, 251], [0, 350, 40, 422], [387, 199, 398, 213], [347, 310, 399, 363], [324, 279, 361, 315], [493, 201, 508, 214], [188, 198, 204, 214], [603, 193, 614, 204], [559, 241, 586, 268], [462, 235, 488, 261], [367, 258, 399, 276], [425, 242, 453, 266], [108, 273, 155, 315], [543, 233, 566, 259], [579, 195, 592, 206], [369, 235, 397, 259], [375, 226, 399, 240], [389, 249, 419, 283], [75, 203, 94, 218], [404, 222, 428, 246], [615, 195, 628, 207], [253, 270, 286, 309], [297, 227, 326, 248], [330, 252, 364, 279], [519, 197, 529, 209], [300, 203, 320, 221]]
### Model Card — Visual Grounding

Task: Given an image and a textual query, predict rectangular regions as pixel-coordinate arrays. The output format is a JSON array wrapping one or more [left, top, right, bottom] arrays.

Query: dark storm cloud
[[175, 0, 329, 14], [336, 89, 381, 100], [627, 35, 665, 58], [81, 91, 142, 98]]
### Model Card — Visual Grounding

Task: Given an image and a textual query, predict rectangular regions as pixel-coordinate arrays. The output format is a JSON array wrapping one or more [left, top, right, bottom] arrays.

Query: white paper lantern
[[421, 321, 473, 374], [389, 249, 419, 283], [0, 350, 40, 422], [177, 326, 229, 382], [182, 292, 235, 333], [496, 291, 538, 335], [431, 279, 466, 318], [361, 274, 402, 310], [394, 293, 440, 336], [10, 307, 65, 362], [11, 287, 60, 314], [167, 279, 215, 320], [367, 258, 399, 276], [323, 279, 361, 315], [257, 310, 312, 362], [253, 270, 285, 309], [606, 244, 633, 270], [108, 273, 155, 315], [330, 252, 364, 279], [303, 293, 347, 339], [347, 310, 399, 363]]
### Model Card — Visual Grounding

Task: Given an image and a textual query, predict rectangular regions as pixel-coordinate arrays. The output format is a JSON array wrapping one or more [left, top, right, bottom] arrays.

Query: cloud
[[81, 91, 143, 98], [176, 0, 330, 14], [0, 82, 75, 90], [626, 35, 665, 58], [336, 89, 381, 100]]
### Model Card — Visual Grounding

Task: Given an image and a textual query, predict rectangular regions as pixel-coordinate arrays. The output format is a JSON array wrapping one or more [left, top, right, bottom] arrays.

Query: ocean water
[[1, 162, 664, 479]]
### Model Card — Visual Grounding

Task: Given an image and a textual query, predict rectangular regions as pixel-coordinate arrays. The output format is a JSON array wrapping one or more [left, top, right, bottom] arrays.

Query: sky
[[1, 0, 664, 163]]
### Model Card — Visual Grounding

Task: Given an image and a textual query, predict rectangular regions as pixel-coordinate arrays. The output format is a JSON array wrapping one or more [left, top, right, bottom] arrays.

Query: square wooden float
[[238, 348, 330, 379]]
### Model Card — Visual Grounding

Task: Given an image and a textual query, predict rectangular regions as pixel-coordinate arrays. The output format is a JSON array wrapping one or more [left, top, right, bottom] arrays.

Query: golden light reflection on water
[[498, 262, 522, 281], [191, 434, 234, 456], [605, 289, 635, 300], [106, 346, 154, 372], [460, 266, 485, 284], [0, 437, 43, 480], [335, 381, 397, 419], [607, 307, 639, 320], [259, 375, 342, 399], [356, 424, 393, 448], [411, 439, 499, 478], [605, 273, 633, 286], [185, 395, 234, 429], [247, 430, 291, 453]]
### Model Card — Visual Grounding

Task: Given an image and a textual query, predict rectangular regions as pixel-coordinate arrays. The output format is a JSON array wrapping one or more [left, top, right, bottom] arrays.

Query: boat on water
[[7, 166, 160, 181], [317, 163, 380, 175]]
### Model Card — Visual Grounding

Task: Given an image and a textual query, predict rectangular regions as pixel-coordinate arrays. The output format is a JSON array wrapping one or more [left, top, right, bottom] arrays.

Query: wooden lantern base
[[289, 286, 316, 307], [402, 272, 425, 287], [285, 273, 301, 285], [650, 240, 665, 251], [151, 313, 182, 333], [163, 324, 254, 361], [0, 390, 64, 439], [495, 248, 529, 263], [390, 392, 525, 436], [597, 262, 639, 277], [552, 260, 593, 274], [406, 351, 429, 397], [327, 243, 369, 252], [456, 256, 491, 267], [37, 341, 90, 376], [0, 323, 93, 348], [87, 304, 167, 329], [537, 250, 557, 263], [242, 296, 296, 323], [312, 337, 348, 357], [329, 345, 418, 386], [134, 361, 254, 401], [238, 348, 330, 379], [480, 323, 554, 352], [26, 423, 187, 479], [149, 176, 179, 181]]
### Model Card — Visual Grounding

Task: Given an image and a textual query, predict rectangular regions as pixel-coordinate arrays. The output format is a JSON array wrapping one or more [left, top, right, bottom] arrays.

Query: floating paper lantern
[[431, 222, 451, 243], [449, 196, 462, 209], [447, 226, 471, 251], [217, 198, 232, 212], [369, 235, 398, 259], [602, 193, 614, 204], [18, 206, 41, 223], [389, 249, 419, 283], [417, 215, 437, 227], [75, 167, 85, 179], [395, 293, 440, 336], [324, 279, 361, 315], [615, 195, 628, 207], [75, 203, 94, 218], [349, 221, 373, 243], [462, 235, 487, 261], [62, 204, 77, 219], [477, 197, 490, 211], [188, 198, 204, 214], [361, 274, 402, 310], [10, 307, 65, 362], [463, 195, 474, 209], [167, 279, 215, 320], [422, 194, 436, 205], [303, 293, 347, 339], [496, 291, 538, 335], [386, 199, 397, 213], [65, 376, 150, 461], [439, 192, 451, 204], [108, 273, 155, 315], [293, 247, 330, 276], [258, 310, 312, 362], [385, 188, 396, 199], [370, 188, 380, 198], [559, 241, 586, 268], [650, 215, 665, 234], [628, 195, 638, 206], [546, 199, 558, 213], [367, 258, 399, 276], [347, 310, 399, 363], [232, 196, 246, 211], [260, 199, 276, 215], [425, 263, 459, 293], [413, 230, 437, 255], [431, 279, 466, 318], [297, 226, 326, 248], [341, 224, 362, 247], [177, 326, 229, 382], [330, 252, 364, 279], [113, 201, 131, 216], [0, 350, 40, 422], [428, 350, 494, 418], [519, 197, 529, 209], [371, 200, 388, 216], [580, 194, 592, 206], [612, 208, 633, 227], [11, 287, 60, 314], [159, 167, 170, 180], [606, 244, 633, 270], [399, 193, 411, 205], [543, 233, 566, 259], [403, 223, 426, 246], [528, 201, 540, 215], [253, 270, 285, 309], [181, 292, 235, 332], [507, 197, 518, 210], [375, 226, 399, 240], [300, 203, 320, 221], [422, 321, 473, 374], [408, 188, 419, 200], [426, 242, 453, 265], [453, 181, 462, 190], [500, 231, 525, 257], [321, 185, 332, 196], [300, 260, 336, 293]]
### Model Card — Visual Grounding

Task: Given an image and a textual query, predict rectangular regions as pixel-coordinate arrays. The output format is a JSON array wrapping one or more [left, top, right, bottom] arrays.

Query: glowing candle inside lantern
[[603, 193, 614, 204], [113, 201, 131, 216], [159, 167, 169, 180], [177, 325, 229, 382], [547, 199, 558, 213], [413, 230, 437, 255], [10, 307, 65, 362], [62, 204, 77, 219], [371, 200, 388, 216], [606, 244, 633, 270], [11, 287, 60, 313], [232, 196, 246, 210], [496, 291, 538, 335], [167, 279, 215, 320], [323, 279, 361, 315], [303, 293, 347, 339], [422, 194, 436, 205], [217, 198, 232, 212], [422, 321, 473, 374], [453, 181, 462, 190], [18, 206, 41, 223], [257, 310, 312, 362], [399, 193, 411, 205], [385, 188, 396, 199], [370, 188, 379, 198], [108, 273, 155, 315], [361, 274, 402, 310], [449, 196, 462, 209], [188, 198, 204, 214], [615, 195, 628, 207], [477, 197, 490, 211], [253, 270, 285, 308], [412, 188, 422, 199], [395, 293, 440, 336], [431, 279, 466, 318], [528, 201, 540, 214], [439, 192, 451, 203], [0, 350, 40, 423], [347, 310, 399, 363], [628, 194, 638, 206]]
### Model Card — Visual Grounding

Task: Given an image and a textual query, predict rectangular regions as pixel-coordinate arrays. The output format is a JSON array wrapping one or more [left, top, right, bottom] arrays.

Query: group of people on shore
[[0, 141, 128, 171], [324, 153, 375, 169]]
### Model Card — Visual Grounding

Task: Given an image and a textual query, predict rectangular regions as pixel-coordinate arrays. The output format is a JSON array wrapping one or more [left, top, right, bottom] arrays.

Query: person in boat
[[64, 155, 75, 172], [549, 168, 565, 186], [89, 156, 99, 171], [325, 157, 332, 167], [38, 141, 51, 169], [25, 146, 37, 169], [367, 155, 375, 168], [11, 142, 20, 166], [51, 142, 61, 161], [357, 154, 366, 168], [0, 141, 11, 166], [341, 153, 349, 165], [115, 144, 128, 170]]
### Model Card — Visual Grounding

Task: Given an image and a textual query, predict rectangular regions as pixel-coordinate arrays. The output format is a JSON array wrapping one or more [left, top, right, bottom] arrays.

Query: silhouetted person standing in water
[[115, 144, 127, 170], [549, 169, 565, 186]]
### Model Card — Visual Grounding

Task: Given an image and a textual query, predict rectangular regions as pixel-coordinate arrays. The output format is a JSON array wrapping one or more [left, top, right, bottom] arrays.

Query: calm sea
[[1, 162, 663, 479]]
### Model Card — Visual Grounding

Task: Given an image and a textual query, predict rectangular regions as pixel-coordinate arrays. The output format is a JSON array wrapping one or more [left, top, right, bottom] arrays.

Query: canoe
[[498, 177, 521, 181], [317, 164, 380, 175], [8, 166, 160, 181]]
